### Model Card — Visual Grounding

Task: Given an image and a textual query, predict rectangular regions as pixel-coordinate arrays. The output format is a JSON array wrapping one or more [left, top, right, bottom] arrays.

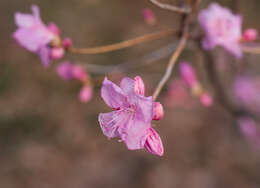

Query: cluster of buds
[[56, 62, 93, 103], [179, 62, 213, 107]]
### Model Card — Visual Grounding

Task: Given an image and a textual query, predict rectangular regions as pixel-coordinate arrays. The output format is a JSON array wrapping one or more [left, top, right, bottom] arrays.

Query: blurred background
[[1, 0, 260, 187]]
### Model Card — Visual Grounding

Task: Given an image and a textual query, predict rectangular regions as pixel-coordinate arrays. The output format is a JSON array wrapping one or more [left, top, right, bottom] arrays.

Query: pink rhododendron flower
[[13, 5, 65, 67], [198, 3, 242, 58], [63, 38, 72, 49], [98, 77, 163, 155], [200, 93, 213, 107], [79, 86, 93, 103], [242, 29, 258, 42], [13, 5, 54, 52]]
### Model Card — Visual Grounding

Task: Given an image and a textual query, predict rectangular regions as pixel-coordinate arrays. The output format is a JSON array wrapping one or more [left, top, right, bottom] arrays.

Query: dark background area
[[1, 0, 260, 187]]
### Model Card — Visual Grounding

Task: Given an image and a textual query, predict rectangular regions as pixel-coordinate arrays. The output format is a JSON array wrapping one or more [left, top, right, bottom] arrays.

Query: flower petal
[[120, 117, 150, 150], [15, 13, 35, 28], [144, 128, 164, 156], [98, 111, 129, 139], [101, 77, 127, 109], [120, 77, 135, 95]]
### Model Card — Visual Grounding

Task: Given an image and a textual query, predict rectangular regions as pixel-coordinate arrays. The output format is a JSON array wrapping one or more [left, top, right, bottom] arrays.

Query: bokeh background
[[1, 0, 260, 187]]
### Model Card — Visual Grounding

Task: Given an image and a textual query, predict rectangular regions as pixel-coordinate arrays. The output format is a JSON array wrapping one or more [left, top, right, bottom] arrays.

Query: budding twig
[[69, 29, 177, 55], [149, 0, 191, 14]]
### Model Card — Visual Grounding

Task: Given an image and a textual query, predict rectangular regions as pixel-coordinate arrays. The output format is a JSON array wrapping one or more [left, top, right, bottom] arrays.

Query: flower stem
[[149, 0, 191, 14]]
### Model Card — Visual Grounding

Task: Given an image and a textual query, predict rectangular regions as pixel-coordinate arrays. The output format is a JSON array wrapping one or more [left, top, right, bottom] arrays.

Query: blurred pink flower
[[233, 76, 260, 113], [13, 5, 54, 52], [200, 93, 213, 107], [238, 117, 260, 146], [242, 29, 258, 42], [99, 77, 163, 155], [144, 127, 164, 156], [198, 3, 242, 58], [13, 5, 65, 67], [63, 38, 72, 49], [79, 86, 93, 103]]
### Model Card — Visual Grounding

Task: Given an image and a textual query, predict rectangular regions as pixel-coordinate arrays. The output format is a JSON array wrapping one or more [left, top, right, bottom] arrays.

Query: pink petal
[[134, 76, 145, 96], [98, 111, 128, 139], [120, 77, 135, 95], [145, 128, 164, 156], [15, 13, 35, 28], [120, 118, 150, 150], [101, 77, 127, 109]]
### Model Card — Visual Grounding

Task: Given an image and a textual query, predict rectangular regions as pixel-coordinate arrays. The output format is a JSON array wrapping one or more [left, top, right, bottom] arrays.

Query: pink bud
[[200, 93, 213, 107], [51, 47, 64, 59], [153, 102, 164, 120], [179, 62, 198, 88], [134, 76, 145, 96], [56, 61, 74, 80], [48, 22, 61, 35], [145, 128, 164, 156], [142, 8, 157, 26], [63, 38, 72, 49], [72, 65, 87, 81], [79, 86, 93, 103], [242, 29, 258, 42]]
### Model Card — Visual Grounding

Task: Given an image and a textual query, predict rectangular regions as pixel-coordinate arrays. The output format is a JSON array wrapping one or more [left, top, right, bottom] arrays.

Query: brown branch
[[69, 29, 177, 55], [149, 0, 191, 14], [152, 33, 188, 100]]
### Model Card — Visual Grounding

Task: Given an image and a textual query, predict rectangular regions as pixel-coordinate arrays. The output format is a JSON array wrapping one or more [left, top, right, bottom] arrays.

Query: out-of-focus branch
[[149, 0, 191, 14], [153, 33, 188, 100], [242, 46, 260, 55], [69, 29, 177, 55]]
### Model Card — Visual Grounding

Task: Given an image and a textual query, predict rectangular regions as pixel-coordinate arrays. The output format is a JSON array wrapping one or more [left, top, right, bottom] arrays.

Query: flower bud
[[200, 93, 213, 107], [79, 86, 93, 103], [179, 62, 197, 88], [51, 47, 64, 59], [142, 8, 157, 26], [56, 61, 74, 80], [134, 76, 145, 96], [153, 102, 164, 120], [145, 128, 164, 156], [63, 38, 72, 49], [242, 29, 258, 42], [72, 65, 88, 81]]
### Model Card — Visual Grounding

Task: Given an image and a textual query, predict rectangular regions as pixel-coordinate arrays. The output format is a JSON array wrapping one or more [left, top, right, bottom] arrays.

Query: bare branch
[[149, 0, 191, 14]]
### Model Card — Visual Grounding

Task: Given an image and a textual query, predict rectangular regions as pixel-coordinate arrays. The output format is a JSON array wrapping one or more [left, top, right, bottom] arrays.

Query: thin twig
[[150, 0, 191, 14], [242, 46, 260, 55], [153, 33, 189, 100], [69, 29, 177, 55]]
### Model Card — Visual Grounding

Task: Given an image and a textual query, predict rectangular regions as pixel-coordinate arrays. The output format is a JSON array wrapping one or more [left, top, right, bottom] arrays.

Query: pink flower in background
[[233, 76, 260, 114], [79, 86, 93, 103], [13, 5, 54, 52], [13, 5, 65, 66], [238, 117, 260, 146], [198, 3, 242, 58], [99, 77, 163, 155]]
